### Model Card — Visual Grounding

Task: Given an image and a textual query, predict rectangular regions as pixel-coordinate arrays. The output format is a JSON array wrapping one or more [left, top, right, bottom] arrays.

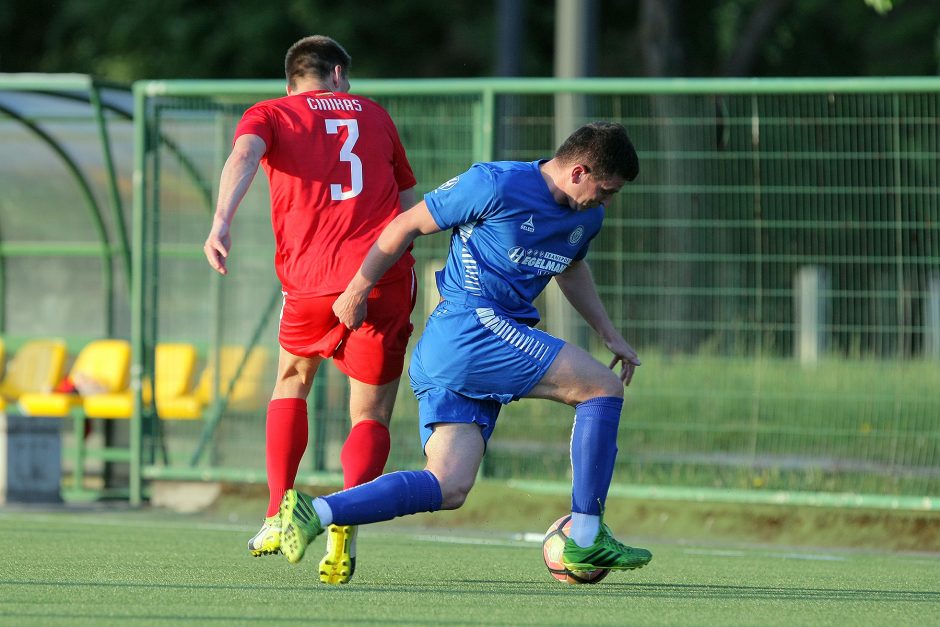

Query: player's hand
[[606, 337, 640, 386], [204, 224, 231, 275], [333, 288, 369, 330]]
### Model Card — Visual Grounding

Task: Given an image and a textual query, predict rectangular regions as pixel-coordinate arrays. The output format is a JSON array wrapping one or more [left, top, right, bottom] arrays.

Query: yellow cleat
[[319, 525, 357, 584], [247, 514, 281, 557], [279, 489, 324, 564]]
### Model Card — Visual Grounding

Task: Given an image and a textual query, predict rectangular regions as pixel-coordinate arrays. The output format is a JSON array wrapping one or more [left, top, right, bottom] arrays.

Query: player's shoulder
[[479, 160, 541, 192], [447, 162, 502, 191], [346, 92, 384, 109], [436, 161, 536, 196], [241, 95, 308, 123], [467, 160, 537, 181], [431, 161, 535, 196], [478, 160, 537, 174], [343, 93, 395, 118], [242, 95, 283, 115]]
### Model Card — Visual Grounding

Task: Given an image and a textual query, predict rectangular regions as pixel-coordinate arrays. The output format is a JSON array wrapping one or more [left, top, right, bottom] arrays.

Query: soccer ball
[[542, 515, 610, 584]]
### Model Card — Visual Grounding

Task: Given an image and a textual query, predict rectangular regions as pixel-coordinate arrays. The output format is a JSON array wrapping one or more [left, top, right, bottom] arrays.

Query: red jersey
[[235, 90, 417, 297]]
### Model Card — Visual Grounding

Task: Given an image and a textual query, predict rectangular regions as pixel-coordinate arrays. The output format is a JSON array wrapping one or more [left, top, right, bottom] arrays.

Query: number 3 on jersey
[[325, 118, 363, 201]]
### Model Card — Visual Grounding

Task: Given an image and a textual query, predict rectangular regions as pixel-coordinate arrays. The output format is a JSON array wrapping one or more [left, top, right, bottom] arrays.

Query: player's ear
[[571, 164, 590, 184], [330, 65, 344, 89]]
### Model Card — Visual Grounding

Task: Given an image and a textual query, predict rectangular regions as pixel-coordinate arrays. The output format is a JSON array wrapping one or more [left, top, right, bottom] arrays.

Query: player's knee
[[572, 369, 622, 403], [438, 475, 476, 510], [440, 488, 470, 510], [600, 371, 623, 398], [350, 410, 392, 427], [595, 370, 624, 398], [274, 361, 317, 396]]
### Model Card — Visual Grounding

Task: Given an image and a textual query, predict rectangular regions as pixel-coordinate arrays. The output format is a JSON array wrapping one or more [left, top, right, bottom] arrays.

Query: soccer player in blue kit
[[279, 121, 653, 576]]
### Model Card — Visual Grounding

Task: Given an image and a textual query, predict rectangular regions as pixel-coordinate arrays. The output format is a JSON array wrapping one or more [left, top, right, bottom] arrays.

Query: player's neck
[[539, 159, 573, 207], [288, 79, 346, 96]]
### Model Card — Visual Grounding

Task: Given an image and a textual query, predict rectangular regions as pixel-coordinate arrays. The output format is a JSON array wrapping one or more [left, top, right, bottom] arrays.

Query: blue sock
[[570, 396, 622, 515], [321, 470, 443, 526]]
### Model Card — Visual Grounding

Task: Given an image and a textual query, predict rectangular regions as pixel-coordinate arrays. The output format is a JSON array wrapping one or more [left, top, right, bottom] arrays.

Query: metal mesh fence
[[0, 80, 135, 342], [133, 78, 940, 504]]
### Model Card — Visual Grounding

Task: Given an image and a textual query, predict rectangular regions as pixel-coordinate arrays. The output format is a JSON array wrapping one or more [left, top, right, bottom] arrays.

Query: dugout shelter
[[0, 74, 140, 501]]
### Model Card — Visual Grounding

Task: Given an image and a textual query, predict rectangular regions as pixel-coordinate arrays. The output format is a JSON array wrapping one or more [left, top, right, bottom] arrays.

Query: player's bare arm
[[333, 201, 441, 329], [555, 259, 640, 386], [203, 134, 267, 275], [398, 186, 416, 213]]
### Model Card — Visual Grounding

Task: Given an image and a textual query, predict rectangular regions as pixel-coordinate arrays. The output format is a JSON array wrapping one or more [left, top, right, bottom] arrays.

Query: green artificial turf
[[2, 505, 939, 626]]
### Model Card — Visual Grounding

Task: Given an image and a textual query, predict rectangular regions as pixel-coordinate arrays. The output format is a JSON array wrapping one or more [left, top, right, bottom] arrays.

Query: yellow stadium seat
[[83, 343, 200, 420], [14, 339, 130, 499], [12, 341, 266, 501], [194, 345, 269, 412], [18, 339, 130, 417], [0, 338, 69, 405], [78, 344, 269, 420]]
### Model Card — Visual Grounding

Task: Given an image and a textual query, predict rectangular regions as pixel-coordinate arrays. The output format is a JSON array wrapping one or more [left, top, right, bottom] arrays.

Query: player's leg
[[527, 342, 620, 545], [321, 271, 415, 581], [249, 291, 346, 556], [268, 347, 322, 509], [342, 379, 397, 488], [528, 343, 652, 570], [410, 304, 632, 559], [281, 387, 495, 565], [423, 422, 486, 509], [334, 269, 415, 488], [412, 305, 624, 544], [248, 347, 321, 557], [319, 378, 398, 583], [280, 422, 485, 564]]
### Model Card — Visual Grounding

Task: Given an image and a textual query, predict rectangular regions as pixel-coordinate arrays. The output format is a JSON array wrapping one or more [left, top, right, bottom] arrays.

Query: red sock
[[340, 419, 391, 489], [265, 398, 308, 517]]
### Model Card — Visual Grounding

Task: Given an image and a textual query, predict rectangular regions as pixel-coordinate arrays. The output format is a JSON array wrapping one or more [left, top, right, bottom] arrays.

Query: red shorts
[[278, 270, 416, 385]]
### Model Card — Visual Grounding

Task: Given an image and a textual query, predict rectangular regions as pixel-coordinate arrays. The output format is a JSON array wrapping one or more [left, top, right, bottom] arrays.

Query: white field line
[[7, 513, 252, 533], [8, 514, 938, 563], [4, 513, 544, 546], [414, 535, 533, 549], [683, 547, 847, 561]]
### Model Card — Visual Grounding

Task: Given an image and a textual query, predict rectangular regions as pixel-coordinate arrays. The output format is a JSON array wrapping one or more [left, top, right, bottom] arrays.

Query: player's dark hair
[[554, 122, 639, 182], [285, 35, 351, 89]]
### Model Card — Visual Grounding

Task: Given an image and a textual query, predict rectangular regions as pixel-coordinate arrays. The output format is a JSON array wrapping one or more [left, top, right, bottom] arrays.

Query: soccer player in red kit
[[203, 35, 417, 584]]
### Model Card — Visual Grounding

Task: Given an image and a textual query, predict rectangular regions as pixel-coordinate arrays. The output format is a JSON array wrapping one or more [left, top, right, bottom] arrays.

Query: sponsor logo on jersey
[[521, 215, 535, 232], [438, 176, 460, 191], [568, 225, 584, 245], [507, 247, 572, 274]]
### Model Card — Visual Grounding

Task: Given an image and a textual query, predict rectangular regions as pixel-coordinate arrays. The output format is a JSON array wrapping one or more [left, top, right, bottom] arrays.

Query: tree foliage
[[0, 0, 936, 81], [865, 0, 894, 14]]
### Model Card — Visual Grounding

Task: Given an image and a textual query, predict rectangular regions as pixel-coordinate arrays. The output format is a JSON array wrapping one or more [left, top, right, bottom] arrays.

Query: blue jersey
[[424, 160, 604, 322]]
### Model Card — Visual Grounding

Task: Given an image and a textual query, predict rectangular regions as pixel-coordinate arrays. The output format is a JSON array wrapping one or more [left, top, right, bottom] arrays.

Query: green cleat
[[247, 514, 281, 556], [562, 523, 652, 571], [319, 524, 358, 585], [279, 489, 325, 564]]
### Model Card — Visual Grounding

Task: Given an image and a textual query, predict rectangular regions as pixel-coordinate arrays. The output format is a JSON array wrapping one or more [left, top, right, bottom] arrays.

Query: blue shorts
[[409, 301, 565, 448]]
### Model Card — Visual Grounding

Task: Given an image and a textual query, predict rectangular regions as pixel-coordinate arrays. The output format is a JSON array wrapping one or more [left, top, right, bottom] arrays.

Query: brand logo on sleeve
[[438, 176, 460, 191]]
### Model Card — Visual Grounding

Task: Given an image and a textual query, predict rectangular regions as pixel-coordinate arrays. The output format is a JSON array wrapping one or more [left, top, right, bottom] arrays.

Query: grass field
[[3, 494, 940, 627]]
